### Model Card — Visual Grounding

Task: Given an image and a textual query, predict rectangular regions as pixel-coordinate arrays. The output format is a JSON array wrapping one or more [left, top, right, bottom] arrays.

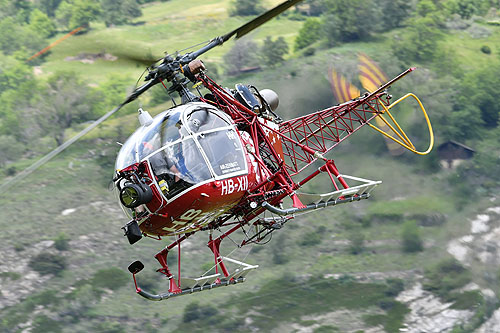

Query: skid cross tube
[[261, 193, 370, 215]]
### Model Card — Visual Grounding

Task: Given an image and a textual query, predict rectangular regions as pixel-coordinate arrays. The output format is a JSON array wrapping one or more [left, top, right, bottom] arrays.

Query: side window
[[198, 128, 246, 177]]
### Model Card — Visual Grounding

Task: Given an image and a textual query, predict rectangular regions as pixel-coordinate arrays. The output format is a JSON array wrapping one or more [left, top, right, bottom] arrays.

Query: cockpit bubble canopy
[[115, 103, 248, 199]]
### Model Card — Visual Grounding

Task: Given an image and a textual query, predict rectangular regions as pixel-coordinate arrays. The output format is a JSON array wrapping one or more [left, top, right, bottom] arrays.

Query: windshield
[[115, 109, 183, 171], [149, 138, 212, 198]]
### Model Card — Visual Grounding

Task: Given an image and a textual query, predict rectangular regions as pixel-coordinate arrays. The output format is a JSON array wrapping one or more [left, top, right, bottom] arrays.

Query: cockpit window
[[149, 138, 211, 199]]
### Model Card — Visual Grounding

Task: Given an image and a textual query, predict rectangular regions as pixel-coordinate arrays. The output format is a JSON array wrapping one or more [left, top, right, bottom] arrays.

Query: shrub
[[301, 232, 322, 246], [94, 321, 124, 333], [347, 230, 365, 255], [294, 18, 322, 51], [304, 47, 316, 56], [30, 252, 67, 276], [91, 267, 129, 290], [229, 0, 264, 16], [54, 232, 70, 251], [481, 45, 491, 54], [423, 258, 472, 300], [272, 235, 290, 264], [385, 278, 405, 297], [0, 272, 21, 280], [401, 220, 423, 253], [449, 290, 484, 310], [32, 290, 60, 306], [182, 302, 219, 323], [32, 315, 62, 333]]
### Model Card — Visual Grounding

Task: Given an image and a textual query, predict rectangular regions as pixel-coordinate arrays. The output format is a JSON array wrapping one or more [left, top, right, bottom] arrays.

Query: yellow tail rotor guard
[[367, 93, 434, 155]]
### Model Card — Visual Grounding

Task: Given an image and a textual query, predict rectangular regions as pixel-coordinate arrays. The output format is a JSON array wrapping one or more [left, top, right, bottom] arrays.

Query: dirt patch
[[65, 52, 117, 64]]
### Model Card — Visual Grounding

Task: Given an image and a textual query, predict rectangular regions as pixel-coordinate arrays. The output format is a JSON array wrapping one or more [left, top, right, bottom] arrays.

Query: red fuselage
[[115, 102, 272, 236]]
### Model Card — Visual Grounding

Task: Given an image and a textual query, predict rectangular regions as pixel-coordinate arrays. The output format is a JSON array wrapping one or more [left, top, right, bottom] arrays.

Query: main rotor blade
[[221, 0, 305, 42], [0, 103, 126, 192]]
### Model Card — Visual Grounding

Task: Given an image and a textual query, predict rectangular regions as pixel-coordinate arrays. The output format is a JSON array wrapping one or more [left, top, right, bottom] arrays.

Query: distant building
[[437, 140, 475, 169], [239, 66, 261, 74]]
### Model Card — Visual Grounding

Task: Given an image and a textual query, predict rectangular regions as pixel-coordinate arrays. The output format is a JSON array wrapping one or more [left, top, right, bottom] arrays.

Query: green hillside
[[1, 0, 500, 332]]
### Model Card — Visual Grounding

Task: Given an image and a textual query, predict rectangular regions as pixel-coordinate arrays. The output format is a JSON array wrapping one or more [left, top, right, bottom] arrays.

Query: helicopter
[[115, 7, 433, 301], [0, 0, 432, 301], [110, 0, 435, 301]]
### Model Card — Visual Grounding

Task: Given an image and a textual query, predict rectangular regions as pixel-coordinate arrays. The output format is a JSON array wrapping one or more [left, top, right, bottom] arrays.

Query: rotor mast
[[123, 0, 304, 106]]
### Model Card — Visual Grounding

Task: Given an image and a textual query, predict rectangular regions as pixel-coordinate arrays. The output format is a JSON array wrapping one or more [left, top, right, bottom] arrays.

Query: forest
[[1, 0, 500, 332]]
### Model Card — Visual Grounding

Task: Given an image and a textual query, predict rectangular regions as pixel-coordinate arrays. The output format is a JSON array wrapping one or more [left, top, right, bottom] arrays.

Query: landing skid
[[128, 257, 258, 301]]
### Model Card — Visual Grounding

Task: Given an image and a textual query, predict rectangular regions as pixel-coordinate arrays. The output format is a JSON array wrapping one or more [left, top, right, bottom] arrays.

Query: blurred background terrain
[[1, 0, 500, 332]]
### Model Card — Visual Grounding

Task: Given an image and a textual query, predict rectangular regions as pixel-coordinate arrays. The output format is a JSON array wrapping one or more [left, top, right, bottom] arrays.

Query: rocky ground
[[446, 201, 500, 332]]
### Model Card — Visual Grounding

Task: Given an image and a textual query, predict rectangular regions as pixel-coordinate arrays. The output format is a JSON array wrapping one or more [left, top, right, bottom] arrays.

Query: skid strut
[[128, 226, 258, 301]]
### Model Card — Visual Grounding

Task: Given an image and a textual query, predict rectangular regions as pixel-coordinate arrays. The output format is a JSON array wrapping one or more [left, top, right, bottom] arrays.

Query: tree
[[0, 135, 25, 166], [29, 8, 56, 38], [466, 65, 500, 128], [28, 72, 95, 145], [322, 0, 379, 45], [90, 74, 134, 117], [121, 0, 142, 19], [0, 55, 33, 92], [294, 18, 322, 51], [229, 0, 264, 16], [0, 79, 39, 141], [68, 0, 101, 29], [182, 302, 219, 323], [261, 36, 289, 67], [0, 17, 45, 57], [443, 103, 484, 141], [392, 16, 443, 62], [301, 0, 327, 16], [223, 38, 260, 75], [34, 0, 63, 17], [54, 232, 70, 251], [100, 0, 142, 27], [378, 0, 412, 30], [0, 0, 32, 23], [416, 0, 438, 17], [54, 0, 73, 29], [443, 0, 487, 19]]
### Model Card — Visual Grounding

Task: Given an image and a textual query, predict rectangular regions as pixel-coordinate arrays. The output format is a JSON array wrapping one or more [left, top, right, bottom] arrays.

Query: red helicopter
[[107, 0, 434, 301]]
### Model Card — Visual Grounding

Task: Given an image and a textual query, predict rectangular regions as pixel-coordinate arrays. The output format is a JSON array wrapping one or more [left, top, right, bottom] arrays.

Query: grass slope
[[39, 0, 304, 84], [2, 2, 500, 332]]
